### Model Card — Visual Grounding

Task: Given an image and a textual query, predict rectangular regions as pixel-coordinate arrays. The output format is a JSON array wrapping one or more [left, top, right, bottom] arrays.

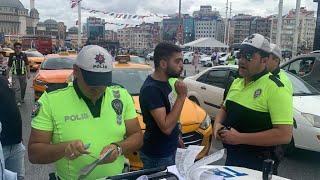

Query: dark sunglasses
[[15, 46, 22, 49], [237, 49, 269, 61], [236, 50, 255, 61]]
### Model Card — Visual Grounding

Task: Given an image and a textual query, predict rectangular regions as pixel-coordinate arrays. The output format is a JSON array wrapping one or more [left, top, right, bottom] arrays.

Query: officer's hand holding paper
[[99, 144, 119, 164]]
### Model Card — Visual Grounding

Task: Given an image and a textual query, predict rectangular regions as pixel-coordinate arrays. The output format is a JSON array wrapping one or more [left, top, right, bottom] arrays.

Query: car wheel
[[282, 137, 295, 156], [184, 59, 189, 64], [189, 96, 200, 105]]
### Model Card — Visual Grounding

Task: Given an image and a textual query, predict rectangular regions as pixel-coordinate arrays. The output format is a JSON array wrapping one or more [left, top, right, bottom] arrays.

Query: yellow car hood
[[132, 96, 207, 130]]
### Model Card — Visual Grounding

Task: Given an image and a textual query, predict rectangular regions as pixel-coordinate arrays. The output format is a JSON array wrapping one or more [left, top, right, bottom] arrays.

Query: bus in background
[[22, 35, 53, 55]]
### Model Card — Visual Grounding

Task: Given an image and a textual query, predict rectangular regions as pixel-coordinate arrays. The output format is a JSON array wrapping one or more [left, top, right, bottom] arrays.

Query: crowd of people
[[0, 33, 293, 179]]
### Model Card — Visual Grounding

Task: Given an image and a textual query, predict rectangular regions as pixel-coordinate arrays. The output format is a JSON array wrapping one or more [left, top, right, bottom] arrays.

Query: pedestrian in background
[[139, 42, 187, 169], [6, 42, 30, 106], [192, 50, 200, 73]]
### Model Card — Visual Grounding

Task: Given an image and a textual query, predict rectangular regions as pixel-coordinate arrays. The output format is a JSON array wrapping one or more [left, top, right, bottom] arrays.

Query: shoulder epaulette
[[46, 83, 69, 93], [269, 75, 284, 87]]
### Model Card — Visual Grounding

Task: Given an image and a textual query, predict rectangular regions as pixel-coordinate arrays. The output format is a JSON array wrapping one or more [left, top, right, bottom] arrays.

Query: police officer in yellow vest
[[267, 43, 293, 95], [213, 34, 293, 174], [7, 42, 31, 106], [28, 45, 143, 180]]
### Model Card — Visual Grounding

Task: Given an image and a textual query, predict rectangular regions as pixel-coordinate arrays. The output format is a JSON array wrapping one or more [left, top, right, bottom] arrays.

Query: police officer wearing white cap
[[28, 45, 143, 179], [213, 34, 293, 174], [267, 43, 293, 94]]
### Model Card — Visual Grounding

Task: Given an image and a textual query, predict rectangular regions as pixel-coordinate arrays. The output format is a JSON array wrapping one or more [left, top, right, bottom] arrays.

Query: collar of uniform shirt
[[271, 67, 281, 76], [73, 80, 105, 118], [251, 68, 269, 81], [73, 80, 105, 100]]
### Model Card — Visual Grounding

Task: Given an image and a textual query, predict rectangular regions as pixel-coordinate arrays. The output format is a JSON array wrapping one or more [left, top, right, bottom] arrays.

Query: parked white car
[[184, 65, 320, 152], [219, 51, 240, 65], [200, 52, 227, 67], [183, 52, 208, 64]]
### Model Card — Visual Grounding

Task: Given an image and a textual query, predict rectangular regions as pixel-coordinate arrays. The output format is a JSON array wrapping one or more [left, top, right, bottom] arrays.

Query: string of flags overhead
[[80, 7, 170, 20], [70, 0, 169, 20], [70, 0, 82, 8], [70, 0, 168, 28]]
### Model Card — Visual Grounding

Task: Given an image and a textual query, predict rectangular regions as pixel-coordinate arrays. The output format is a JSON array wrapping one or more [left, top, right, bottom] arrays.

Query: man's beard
[[166, 66, 181, 78]]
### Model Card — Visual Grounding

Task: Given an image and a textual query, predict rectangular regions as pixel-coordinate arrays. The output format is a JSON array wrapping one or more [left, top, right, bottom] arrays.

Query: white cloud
[[19, 0, 318, 30]]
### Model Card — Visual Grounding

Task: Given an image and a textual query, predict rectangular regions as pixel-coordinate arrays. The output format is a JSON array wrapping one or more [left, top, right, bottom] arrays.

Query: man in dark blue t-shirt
[[139, 42, 187, 169]]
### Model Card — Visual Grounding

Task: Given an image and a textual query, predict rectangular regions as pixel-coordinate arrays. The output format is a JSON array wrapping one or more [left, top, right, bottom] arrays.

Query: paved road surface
[[19, 65, 320, 179]]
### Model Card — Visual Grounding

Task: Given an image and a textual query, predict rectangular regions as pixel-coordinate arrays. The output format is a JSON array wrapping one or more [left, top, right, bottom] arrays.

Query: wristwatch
[[111, 143, 123, 156]]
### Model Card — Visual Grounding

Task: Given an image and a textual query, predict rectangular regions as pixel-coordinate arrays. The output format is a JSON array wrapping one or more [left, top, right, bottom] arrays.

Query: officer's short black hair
[[153, 42, 182, 69], [13, 42, 22, 48]]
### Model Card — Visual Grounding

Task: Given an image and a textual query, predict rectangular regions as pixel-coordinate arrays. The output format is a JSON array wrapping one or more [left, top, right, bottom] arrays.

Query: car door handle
[[201, 86, 206, 90]]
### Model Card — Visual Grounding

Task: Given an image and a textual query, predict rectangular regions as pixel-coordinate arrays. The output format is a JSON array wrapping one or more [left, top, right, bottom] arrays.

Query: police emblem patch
[[31, 102, 41, 118], [111, 99, 123, 125], [254, 89, 262, 98]]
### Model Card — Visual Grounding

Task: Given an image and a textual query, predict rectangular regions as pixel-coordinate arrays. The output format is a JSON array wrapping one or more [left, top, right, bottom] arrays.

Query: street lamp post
[[276, 0, 283, 48], [77, 0, 82, 51], [293, 0, 301, 57]]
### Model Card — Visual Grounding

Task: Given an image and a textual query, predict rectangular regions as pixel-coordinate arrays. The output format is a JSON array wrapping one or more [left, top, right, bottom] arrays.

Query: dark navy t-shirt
[[140, 75, 180, 158]]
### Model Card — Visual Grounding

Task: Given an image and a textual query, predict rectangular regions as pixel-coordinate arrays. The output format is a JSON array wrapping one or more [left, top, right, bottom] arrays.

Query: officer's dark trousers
[[225, 149, 279, 175]]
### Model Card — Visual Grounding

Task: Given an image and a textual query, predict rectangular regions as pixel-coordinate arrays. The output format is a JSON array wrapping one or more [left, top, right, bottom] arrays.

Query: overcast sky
[[19, 0, 318, 31]]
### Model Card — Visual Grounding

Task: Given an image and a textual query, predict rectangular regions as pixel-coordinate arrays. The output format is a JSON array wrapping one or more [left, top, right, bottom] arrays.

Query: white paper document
[[175, 145, 225, 180]]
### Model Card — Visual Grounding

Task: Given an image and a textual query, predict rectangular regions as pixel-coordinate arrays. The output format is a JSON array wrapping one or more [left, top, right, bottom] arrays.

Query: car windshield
[[130, 56, 146, 64], [285, 71, 320, 96], [41, 57, 75, 70], [25, 51, 44, 58], [112, 69, 151, 95]]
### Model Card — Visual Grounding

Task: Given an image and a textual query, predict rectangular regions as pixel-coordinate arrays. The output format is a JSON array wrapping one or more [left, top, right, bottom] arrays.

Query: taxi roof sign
[[115, 55, 130, 64]]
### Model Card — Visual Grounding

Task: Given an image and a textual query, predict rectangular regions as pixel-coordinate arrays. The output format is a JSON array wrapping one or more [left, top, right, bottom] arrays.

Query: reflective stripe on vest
[[11, 57, 26, 75]]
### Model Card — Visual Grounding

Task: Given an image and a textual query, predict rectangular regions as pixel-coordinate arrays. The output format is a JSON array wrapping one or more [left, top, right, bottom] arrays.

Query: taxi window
[[112, 69, 151, 95], [25, 51, 44, 58], [130, 56, 146, 64], [41, 57, 75, 70]]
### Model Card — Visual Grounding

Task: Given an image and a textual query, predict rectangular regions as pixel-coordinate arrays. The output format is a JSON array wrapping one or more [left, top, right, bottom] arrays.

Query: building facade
[[183, 15, 195, 43], [231, 14, 271, 44], [271, 7, 316, 51], [161, 16, 180, 43], [0, 0, 39, 36], [193, 5, 225, 42], [86, 17, 105, 41], [105, 30, 118, 41], [118, 22, 160, 50], [314, 0, 320, 50], [232, 14, 255, 44]]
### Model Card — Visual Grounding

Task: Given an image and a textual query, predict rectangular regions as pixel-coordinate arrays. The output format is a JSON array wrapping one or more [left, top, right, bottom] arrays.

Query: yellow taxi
[[112, 58, 212, 170], [115, 55, 149, 65], [2, 48, 14, 57], [24, 50, 45, 71], [33, 55, 75, 100]]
